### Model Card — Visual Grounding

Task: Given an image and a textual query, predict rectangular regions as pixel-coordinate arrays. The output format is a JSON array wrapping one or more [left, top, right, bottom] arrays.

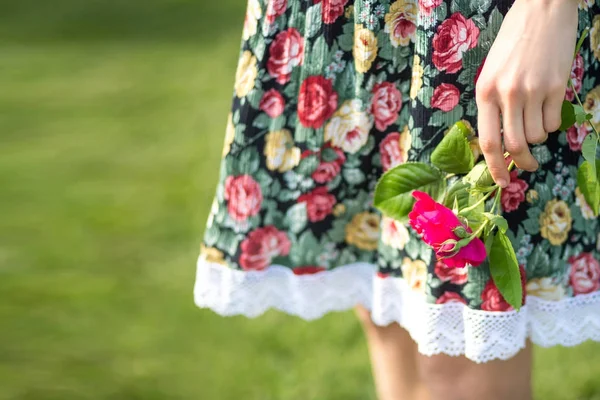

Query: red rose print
[[377, 272, 391, 279], [481, 266, 527, 311], [379, 132, 407, 171], [267, 28, 305, 84], [409, 191, 487, 268], [371, 82, 403, 131], [431, 83, 461, 112], [419, 0, 443, 15], [259, 89, 286, 118], [569, 253, 600, 295], [432, 13, 480, 74], [298, 75, 339, 128], [224, 175, 263, 222], [298, 186, 337, 222], [500, 170, 529, 213], [303, 146, 346, 183], [293, 266, 327, 275], [313, 0, 349, 24], [434, 260, 468, 285], [566, 122, 590, 151], [436, 292, 467, 305], [266, 0, 287, 24], [565, 53, 584, 102], [240, 226, 292, 270]]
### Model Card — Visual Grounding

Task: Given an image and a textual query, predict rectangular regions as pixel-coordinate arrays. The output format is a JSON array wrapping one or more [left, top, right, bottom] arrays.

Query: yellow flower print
[[200, 244, 227, 265], [583, 85, 600, 131], [333, 203, 346, 217], [234, 51, 258, 98], [264, 130, 301, 172], [345, 5, 354, 18], [242, 0, 262, 41], [410, 54, 424, 100], [353, 25, 378, 73], [345, 212, 381, 251], [399, 125, 412, 161], [579, 0, 595, 10], [526, 189, 539, 204], [526, 278, 565, 301], [401, 257, 427, 293], [591, 15, 600, 61], [575, 187, 595, 220], [384, 0, 418, 47], [539, 199, 572, 246], [223, 113, 235, 156], [325, 99, 373, 153]]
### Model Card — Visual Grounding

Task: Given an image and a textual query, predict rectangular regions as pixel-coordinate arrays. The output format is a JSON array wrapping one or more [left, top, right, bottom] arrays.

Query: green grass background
[[1, 1, 599, 399]]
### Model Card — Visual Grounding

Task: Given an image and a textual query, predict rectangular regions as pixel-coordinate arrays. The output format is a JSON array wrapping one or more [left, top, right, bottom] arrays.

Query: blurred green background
[[1, 1, 599, 399]]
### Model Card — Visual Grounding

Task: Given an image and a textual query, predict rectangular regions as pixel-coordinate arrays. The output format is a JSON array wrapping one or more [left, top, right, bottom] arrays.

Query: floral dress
[[195, 0, 600, 362]]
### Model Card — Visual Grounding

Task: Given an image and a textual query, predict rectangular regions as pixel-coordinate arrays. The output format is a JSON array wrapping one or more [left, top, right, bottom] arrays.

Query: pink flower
[[313, 0, 349, 24], [569, 253, 600, 295], [481, 266, 527, 311], [566, 122, 590, 151], [259, 89, 285, 118], [298, 186, 337, 222], [293, 266, 326, 275], [224, 175, 263, 222], [240, 226, 291, 270], [565, 53, 584, 102], [436, 292, 467, 305], [266, 0, 287, 24], [298, 76, 339, 128], [431, 83, 461, 112], [371, 82, 403, 131], [432, 13, 480, 74], [267, 28, 304, 84], [501, 170, 529, 213], [434, 260, 468, 285], [303, 146, 346, 184], [419, 0, 444, 15], [379, 131, 410, 172], [408, 191, 487, 268]]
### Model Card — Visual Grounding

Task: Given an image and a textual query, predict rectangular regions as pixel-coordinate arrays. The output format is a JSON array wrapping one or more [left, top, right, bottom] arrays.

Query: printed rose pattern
[[201, 0, 600, 311]]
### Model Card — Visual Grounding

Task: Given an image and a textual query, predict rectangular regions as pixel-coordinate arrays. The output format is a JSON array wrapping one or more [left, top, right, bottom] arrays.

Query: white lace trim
[[194, 258, 600, 363]]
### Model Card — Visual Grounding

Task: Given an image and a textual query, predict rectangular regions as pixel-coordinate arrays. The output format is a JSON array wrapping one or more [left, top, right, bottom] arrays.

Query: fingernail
[[497, 179, 508, 188]]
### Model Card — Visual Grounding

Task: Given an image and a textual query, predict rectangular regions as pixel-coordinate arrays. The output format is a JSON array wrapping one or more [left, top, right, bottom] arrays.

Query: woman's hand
[[475, 0, 579, 188]]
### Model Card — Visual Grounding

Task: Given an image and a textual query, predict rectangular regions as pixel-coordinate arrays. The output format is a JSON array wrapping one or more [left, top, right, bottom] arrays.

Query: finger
[[524, 98, 548, 144], [542, 90, 566, 133], [502, 103, 539, 172], [478, 102, 509, 188]]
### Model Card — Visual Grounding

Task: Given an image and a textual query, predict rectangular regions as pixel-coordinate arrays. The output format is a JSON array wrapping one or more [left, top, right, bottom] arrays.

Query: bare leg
[[417, 342, 533, 400], [355, 305, 429, 400]]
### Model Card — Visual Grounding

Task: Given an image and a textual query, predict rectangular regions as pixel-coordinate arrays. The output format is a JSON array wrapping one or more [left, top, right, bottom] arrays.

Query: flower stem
[[458, 189, 495, 216]]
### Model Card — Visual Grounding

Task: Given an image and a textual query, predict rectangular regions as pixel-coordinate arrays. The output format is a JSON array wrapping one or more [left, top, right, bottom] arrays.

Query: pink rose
[[431, 83, 460, 112], [434, 260, 468, 285], [259, 89, 285, 118], [419, 0, 444, 15], [371, 82, 403, 131], [313, 0, 349, 24], [303, 146, 346, 183], [481, 266, 527, 311], [569, 253, 600, 295], [566, 122, 590, 151], [432, 13, 480, 74], [266, 0, 287, 24], [240, 226, 291, 270], [298, 186, 337, 222], [565, 53, 584, 102], [379, 132, 408, 172], [409, 191, 487, 268], [436, 292, 467, 305], [224, 175, 263, 222], [500, 170, 529, 213], [267, 28, 304, 84], [298, 75, 339, 128], [293, 266, 327, 275]]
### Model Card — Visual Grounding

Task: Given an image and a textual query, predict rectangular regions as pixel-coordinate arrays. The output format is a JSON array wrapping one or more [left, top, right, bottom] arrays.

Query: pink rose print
[[267, 28, 305, 84], [224, 175, 263, 222], [298, 186, 337, 222], [313, 0, 349, 24], [431, 83, 461, 112], [500, 170, 529, 213], [379, 132, 408, 172], [434, 260, 468, 285], [298, 75, 339, 128], [419, 0, 443, 16], [569, 253, 600, 295], [436, 292, 467, 305], [371, 82, 403, 131], [432, 13, 480, 74], [293, 266, 327, 275], [566, 122, 590, 151], [565, 53, 584, 102], [481, 266, 527, 311], [303, 146, 346, 184], [240, 226, 292, 270], [409, 191, 487, 268], [259, 89, 286, 118], [266, 0, 287, 24]]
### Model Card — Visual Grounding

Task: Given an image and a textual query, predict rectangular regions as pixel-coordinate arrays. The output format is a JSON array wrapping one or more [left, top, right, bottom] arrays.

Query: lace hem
[[194, 258, 600, 363]]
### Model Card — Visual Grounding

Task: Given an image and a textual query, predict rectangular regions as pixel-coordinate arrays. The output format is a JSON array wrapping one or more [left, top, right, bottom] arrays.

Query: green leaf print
[[286, 203, 308, 234], [464, 261, 490, 308], [431, 121, 475, 174], [470, 0, 492, 14], [489, 230, 523, 310], [290, 231, 321, 266], [304, 4, 322, 38], [343, 168, 367, 186], [531, 144, 553, 165], [428, 106, 464, 128]]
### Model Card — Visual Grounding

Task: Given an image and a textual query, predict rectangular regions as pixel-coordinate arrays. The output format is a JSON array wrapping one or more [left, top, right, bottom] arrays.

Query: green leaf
[[443, 180, 471, 210], [464, 160, 494, 188], [374, 162, 445, 222], [430, 121, 475, 174], [296, 154, 319, 176], [482, 212, 508, 233], [489, 230, 523, 311], [577, 160, 600, 216], [574, 104, 590, 124], [304, 4, 322, 38], [559, 100, 576, 131], [581, 134, 598, 180], [484, 230, 495, 255]]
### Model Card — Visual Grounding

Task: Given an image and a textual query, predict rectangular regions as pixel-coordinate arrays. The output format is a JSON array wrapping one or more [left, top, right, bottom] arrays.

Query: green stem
[[459, 188, 496, 216]]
